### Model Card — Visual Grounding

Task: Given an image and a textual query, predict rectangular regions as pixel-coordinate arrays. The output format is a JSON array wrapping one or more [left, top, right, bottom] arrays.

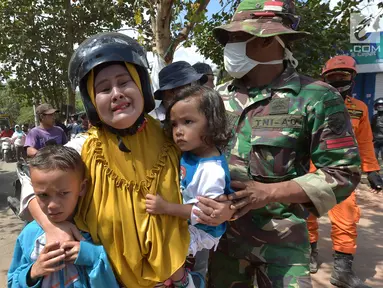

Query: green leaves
[[0, 0, 133, 110]]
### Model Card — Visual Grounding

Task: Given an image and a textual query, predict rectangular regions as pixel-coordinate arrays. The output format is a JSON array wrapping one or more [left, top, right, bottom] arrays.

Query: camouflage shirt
[[216, 65, 361, 266]]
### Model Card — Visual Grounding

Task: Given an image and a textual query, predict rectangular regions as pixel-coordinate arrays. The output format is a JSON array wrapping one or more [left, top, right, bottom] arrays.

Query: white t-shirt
[[11, 131, 26, 147]]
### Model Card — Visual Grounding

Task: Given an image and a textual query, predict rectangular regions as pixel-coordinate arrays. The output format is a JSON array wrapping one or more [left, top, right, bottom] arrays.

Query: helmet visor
[[324, 71, 353, 83]]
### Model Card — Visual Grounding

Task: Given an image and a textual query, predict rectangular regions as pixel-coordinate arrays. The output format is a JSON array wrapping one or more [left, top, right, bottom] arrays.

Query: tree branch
[[154, 0, 173, 58], [164, 0, 210, 63]]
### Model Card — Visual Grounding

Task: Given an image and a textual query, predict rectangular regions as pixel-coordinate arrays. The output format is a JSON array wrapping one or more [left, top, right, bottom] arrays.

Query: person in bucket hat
[[150, 61, 207, 123], [192, 62, 215, 88], [188, 0, 361, 287]]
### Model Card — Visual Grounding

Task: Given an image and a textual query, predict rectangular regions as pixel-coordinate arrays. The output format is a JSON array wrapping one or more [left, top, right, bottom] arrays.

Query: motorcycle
[[0, 137, 16, 162], [7, 160, 33, 222]]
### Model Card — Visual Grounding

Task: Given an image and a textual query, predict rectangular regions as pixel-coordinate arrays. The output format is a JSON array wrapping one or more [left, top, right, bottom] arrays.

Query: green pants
[[208, 251, 312, 288]]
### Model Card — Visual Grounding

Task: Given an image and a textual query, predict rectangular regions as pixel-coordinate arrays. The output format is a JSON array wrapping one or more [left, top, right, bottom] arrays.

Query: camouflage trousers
[[207, 208, 313, 288], [207, 251, 312, 288]]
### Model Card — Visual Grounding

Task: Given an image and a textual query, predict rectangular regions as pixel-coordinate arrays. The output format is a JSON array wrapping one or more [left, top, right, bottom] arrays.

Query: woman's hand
[[61, 229, 84, 263], [192, 195, 234, 226], [45, 221, 84, 245], [61, 241, 81, 263]]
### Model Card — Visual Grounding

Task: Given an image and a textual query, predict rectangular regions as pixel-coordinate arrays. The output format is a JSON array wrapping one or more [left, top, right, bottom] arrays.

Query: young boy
[[8, 145, 119, 288]]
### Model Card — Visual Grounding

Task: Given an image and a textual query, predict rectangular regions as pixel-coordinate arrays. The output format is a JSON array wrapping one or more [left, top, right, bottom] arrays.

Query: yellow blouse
[[74, 116, 189, 287]]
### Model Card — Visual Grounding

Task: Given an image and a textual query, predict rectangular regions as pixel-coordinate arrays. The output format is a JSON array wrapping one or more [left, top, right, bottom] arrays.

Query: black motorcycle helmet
[[374, 98, 383, 112], [68, 32, 155, 127]]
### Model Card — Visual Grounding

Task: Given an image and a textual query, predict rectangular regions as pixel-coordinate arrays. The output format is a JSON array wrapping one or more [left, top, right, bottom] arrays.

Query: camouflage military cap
[[213, 0, 309, 45]]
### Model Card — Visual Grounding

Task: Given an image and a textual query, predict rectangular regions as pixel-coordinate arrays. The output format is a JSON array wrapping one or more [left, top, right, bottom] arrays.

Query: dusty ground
[[0, 162, 24, 288], [310, 183, 383, 287], [0, 161, 382, 287]]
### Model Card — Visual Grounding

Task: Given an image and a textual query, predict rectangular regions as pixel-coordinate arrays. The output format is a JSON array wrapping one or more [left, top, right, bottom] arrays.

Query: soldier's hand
[[229, 181, 272, 220], [194, 196, 234, 226], [367, 171, 383, 191]]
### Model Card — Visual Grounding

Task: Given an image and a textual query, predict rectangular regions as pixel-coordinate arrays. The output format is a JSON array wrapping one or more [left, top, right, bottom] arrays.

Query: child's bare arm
[[145, 194, 193, 219]]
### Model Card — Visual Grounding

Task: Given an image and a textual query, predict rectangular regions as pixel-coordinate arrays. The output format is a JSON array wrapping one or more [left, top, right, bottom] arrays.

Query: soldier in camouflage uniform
[[190, 0, 362, 287]]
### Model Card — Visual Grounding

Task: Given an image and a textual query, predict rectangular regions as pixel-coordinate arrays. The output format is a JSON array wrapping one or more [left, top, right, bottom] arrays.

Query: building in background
[[350, 31, 383, 119]]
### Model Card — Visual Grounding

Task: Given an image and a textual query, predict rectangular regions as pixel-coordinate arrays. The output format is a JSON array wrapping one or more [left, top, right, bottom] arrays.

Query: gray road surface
[[0, 161, 23, 288]]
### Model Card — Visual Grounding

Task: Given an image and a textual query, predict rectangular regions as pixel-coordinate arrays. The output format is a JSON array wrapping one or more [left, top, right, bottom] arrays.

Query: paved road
[[0, 161, 23, 288], [0, 160, 381, 287]]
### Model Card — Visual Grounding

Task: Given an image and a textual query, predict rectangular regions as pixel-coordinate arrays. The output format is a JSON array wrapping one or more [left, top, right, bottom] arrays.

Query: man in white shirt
[[11, 125, 26, 161]]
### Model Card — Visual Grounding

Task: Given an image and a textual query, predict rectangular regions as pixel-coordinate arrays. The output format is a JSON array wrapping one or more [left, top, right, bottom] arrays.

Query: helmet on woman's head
[[68, 32, 155, 127]]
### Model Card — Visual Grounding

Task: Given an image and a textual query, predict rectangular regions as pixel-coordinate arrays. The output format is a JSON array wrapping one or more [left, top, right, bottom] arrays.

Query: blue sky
[[206, 1, 226, 18], [206, 0, 235, 19]]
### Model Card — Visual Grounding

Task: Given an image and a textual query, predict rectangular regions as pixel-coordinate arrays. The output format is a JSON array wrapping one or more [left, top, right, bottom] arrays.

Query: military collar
[[228, 65, 301, 95]]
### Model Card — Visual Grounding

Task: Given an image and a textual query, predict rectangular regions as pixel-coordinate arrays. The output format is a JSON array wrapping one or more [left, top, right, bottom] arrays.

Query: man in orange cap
[[307, 55, 382, 288]]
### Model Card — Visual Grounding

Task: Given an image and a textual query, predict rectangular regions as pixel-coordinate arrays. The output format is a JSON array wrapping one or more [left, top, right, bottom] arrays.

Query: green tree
[[0, 0, 133, 113], [293, 0, 350, 78], [0, 0, 235, 113], [121, 0, 215, 63], [0, 83, 22, 125], [16, 106, 35, 126]]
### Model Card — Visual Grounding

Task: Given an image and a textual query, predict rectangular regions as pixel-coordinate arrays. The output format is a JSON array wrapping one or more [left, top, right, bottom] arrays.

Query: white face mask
[[224, 36, 284, 79]]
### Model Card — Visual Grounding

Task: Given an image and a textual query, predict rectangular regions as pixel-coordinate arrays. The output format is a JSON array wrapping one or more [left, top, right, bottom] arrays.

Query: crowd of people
[[5, 0, 383, 287]]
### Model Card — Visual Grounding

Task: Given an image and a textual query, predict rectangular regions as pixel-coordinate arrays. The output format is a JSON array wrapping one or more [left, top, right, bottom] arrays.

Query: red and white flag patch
[[325, 136, 355, 149], [264, 1, 284, 12]]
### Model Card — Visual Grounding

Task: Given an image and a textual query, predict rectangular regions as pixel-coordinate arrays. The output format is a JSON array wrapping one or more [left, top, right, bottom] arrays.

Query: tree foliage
[[16, 106, 35, 126], [0, 0, 234, 114], [292, 0, 350, 78], [121, 0, 213, 63], [0, 81, 36, 126], [0, 0, 133, 112], [0, 83, 21, 125]]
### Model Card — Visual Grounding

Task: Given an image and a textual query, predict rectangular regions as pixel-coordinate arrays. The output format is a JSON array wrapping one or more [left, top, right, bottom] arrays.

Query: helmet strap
[[104, 113, 146, 153]]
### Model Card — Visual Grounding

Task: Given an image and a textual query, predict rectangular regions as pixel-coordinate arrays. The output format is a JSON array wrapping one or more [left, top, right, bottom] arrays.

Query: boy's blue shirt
[[8, 221, 120, 288]]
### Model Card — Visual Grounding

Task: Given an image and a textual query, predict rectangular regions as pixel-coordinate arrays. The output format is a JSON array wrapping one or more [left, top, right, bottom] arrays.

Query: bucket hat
[[213, 0, 309, 45], [154, 61, 208, 100]]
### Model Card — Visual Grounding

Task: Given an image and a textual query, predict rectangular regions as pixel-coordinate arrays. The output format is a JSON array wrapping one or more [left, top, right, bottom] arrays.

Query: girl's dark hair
[[29, 145, 85, 178], [165, 85, 232, 149]]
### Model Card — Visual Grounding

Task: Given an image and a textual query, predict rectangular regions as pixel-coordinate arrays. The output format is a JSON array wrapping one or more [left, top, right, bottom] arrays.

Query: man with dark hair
[[73, 114, 89, 136], [192, 62, 215, 89], [0, 125, 13, 138], [24, 104, 68, 157]]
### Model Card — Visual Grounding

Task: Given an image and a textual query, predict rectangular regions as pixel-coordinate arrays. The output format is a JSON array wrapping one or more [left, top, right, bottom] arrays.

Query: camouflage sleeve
[[292, 90, 361, 217]]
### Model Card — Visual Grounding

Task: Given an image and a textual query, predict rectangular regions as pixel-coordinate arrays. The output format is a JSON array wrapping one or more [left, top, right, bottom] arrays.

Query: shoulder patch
[[328, 112, 347, 135], [324, 98, 343, 108], [325, 136, 355, 150], [348, 109, 363, 119]]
